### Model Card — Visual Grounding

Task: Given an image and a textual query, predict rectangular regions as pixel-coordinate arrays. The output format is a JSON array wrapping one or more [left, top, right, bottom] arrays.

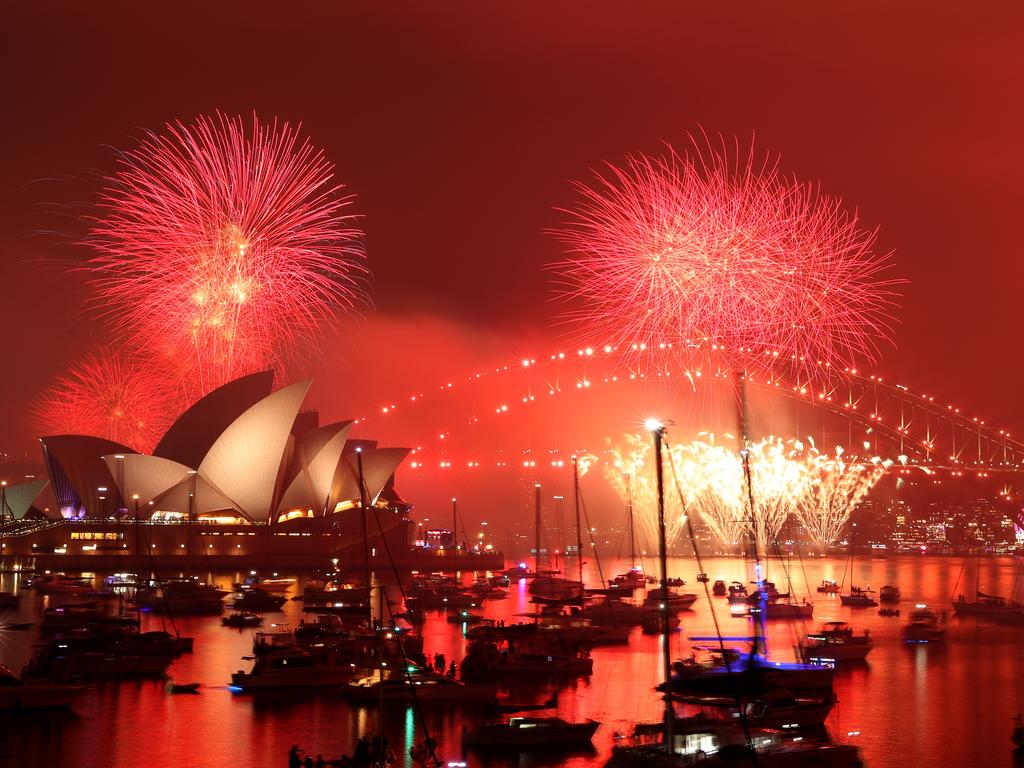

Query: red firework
[[88, 113, 366, 399], [32, 348, 176, 453], [550, 137, 901, 371]]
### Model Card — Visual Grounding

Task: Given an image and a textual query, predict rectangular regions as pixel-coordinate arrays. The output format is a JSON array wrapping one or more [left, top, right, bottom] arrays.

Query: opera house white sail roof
[[39, 374, 409, 523]]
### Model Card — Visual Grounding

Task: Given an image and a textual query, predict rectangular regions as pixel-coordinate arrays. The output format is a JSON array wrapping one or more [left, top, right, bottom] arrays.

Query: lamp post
[[645, 417, 673, 757]]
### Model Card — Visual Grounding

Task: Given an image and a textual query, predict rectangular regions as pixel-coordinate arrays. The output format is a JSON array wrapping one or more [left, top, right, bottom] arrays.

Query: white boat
[[800, 621, 873, 663], [345, 671, 499, 702], [643, 588, 698, 612], [0, 665, 85, 711]]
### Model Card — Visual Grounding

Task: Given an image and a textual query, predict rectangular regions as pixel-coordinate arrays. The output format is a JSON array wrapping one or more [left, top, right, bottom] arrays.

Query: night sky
[[2, 3, 1023, 459]]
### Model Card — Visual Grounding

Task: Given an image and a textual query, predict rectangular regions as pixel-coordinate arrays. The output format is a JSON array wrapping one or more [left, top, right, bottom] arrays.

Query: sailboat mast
[[356, 449, 373, 625], [627, 474, 636, 571], [534, 482, 542, 574], [572, 457, 584, 589], [649, 420, 674, 756], [737, 374, 768, 658], [451, 497, 459, 577]]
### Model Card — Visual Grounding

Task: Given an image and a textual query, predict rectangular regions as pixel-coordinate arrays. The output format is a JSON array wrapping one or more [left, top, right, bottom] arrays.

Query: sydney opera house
[[0, 372, 467, 570]]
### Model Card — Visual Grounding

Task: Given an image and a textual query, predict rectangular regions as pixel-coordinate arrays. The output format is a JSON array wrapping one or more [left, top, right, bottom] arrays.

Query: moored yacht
[[903, 604, 946, 643], [230, 646, 353, 690], [839, 586, 878, 607], [345, 670, 499, 702], [800, 621, 873, 663], [463, 716, 600, 748], [0, 664, 86, 711]]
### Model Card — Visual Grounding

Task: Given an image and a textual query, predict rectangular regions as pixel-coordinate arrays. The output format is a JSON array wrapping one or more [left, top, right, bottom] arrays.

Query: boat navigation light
[[916, 603, 927, 609]]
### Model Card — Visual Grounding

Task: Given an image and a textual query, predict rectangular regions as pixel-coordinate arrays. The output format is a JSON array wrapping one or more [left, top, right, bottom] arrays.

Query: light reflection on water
[[0, 555, 1022, 768]]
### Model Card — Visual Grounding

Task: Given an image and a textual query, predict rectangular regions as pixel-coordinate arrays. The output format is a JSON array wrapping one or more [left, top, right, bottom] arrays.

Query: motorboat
[[673, 687, 836, 729], [712, 580, 727, 597], [230, 647, 353, 690], [504, 563, 534, 580], [840, 586, 878, 607], [816, 580, 840, 594], [137, 578, 228, 614], [903, 605, 946, 643], [0, 664, 85, 711], [41, 606, 137, 631], [345, 670, 499, 702], [879, 584, 901, 603], [726, 582, 749, 605], [230, 590, 287, 612], [582, 595, 647, 625], [609, 568, 649, 590], [800, 621, 873, 663], [470, 578, 508, 599], [606, 713, 863, 767], [31, 573, 92, 594], [222, 611, 264, 628], [233, 574, 296, 593], [462, 716, 600, 748], [406, 588, 479, 610], [643, 587, 698, 613], [460, 635, 594, 679]]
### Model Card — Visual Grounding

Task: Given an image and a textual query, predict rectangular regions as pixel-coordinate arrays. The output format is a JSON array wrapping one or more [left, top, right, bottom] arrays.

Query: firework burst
[[551, 136, 901, 373], [32, 348, 175, 452], [88, 113, 366, 399]]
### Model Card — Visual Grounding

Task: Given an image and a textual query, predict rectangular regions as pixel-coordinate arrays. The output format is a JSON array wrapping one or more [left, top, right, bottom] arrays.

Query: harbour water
[[2, 554, 1024, 768]]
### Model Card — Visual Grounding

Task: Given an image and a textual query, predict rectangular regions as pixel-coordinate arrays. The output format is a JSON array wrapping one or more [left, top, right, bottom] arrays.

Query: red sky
[[2, 2, 1023, 465]]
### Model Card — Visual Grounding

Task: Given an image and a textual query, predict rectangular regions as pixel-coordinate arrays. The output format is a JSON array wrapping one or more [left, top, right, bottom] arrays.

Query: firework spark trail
[[796, 449, 891, 553], [551, 137, 901, 375], [31, 348, 176, 452], [607, 433, 889, 554], [88, 113, 366, 400]]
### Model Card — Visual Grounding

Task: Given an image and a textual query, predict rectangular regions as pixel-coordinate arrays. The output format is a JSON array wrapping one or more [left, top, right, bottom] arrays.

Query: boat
[[31, 573, 92, 594], [1013, 714, 1024, 748], [605, 713, 863, 767], [643, 587, 698, 613], [672, 687, 836, 729], [230, 590, 288, 612], [879, 584, 900, 603], [470, 577, 508, 599], [233, 574, 296, 593], [344, 670, 499, 702], [878, 607, 900, 617], [41, 606, 138, 631], [460, 634, 594, 679], [103, 573, 138, 588], [582, 595, 647, 625], [816, 580, 840, 594], [168, 682, 201, 694], [137, 578, 228, 614], [462, 716, 600, 748], [0, 664, 86, 711], [903, 604, 946, 643], [230, 647, 354, 690], [758, 597, 814, 620], [711, 580, 727, 597], [800, 621, 873, 663], [840, 586, 878, 607], [952, 590, 1018, 617], [504, 563, 534, 580], [609, 568, 649, 590], [726, 582, 748, 605], [222, 611, 264, 628], [641, 608, 680, 635]]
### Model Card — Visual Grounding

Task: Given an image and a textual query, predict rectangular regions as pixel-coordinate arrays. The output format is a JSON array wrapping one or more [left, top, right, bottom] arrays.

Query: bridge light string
[[350, 339, 1023, 499]]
